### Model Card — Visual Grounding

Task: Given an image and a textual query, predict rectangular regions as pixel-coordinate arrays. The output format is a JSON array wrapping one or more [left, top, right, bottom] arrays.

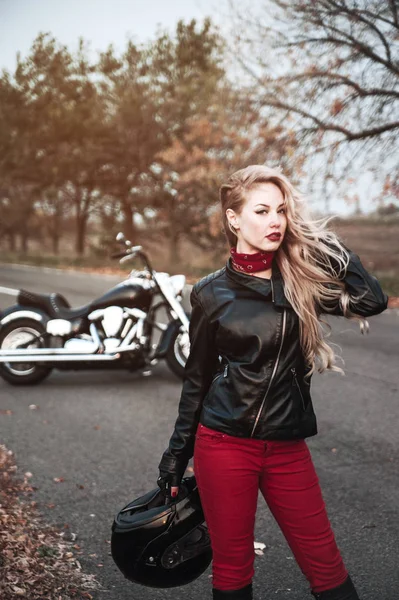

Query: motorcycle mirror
[[116, 232, 132, 247]]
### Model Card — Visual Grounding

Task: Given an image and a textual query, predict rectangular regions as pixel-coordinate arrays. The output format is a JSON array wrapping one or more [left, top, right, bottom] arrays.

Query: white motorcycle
[[0, 233, 191, 385]]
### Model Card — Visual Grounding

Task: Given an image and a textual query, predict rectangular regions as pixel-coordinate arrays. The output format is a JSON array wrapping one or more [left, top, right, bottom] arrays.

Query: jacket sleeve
[[317, 242, 389, 317], [158, 284, 220, 479]]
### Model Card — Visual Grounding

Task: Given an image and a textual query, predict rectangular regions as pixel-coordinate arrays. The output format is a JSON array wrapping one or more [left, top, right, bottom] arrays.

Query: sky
[[0, 0, 380, 216], [0, 0, 221, 68]]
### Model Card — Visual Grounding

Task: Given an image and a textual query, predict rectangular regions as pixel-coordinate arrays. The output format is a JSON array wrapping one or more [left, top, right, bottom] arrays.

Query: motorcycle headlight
[[169, 275, 186, 296]]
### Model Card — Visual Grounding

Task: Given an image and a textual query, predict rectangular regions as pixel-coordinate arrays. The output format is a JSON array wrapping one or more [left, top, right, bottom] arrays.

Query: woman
[[157, 165, 392, 600]]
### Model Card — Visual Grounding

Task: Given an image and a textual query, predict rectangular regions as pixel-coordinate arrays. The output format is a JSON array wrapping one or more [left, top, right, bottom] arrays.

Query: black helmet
[[111, 475, 212, 588]]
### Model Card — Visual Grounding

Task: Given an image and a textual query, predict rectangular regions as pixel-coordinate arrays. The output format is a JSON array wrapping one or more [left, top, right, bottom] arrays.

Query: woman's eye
[[256, 209, 286, 214]]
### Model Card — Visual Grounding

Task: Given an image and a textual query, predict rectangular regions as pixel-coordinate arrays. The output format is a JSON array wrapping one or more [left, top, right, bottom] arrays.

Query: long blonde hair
[[219, 164, 370, 380]]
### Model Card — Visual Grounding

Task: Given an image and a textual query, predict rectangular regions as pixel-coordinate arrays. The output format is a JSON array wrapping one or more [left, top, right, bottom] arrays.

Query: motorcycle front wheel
[[165, 322, 190, 380], [0, 318, 53, 386]]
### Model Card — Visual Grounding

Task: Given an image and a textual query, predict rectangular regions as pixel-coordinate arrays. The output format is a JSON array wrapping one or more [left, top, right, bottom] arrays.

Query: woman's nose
[[269, 214, 282, 227]]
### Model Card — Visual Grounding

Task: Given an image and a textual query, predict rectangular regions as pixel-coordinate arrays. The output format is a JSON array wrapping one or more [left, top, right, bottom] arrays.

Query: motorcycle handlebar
[[111, 245, 143, 260], [110, 244, 155, 279]]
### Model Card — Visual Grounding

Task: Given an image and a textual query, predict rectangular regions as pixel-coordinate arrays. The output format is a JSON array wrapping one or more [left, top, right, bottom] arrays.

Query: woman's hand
[[157, 471, 181, 502], [387, 296, 399, 308]]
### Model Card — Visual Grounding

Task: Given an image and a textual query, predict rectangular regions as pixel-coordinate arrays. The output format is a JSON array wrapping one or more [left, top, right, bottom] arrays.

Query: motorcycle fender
[[0, 305, 50, 328], [153, 315, 188, 359]]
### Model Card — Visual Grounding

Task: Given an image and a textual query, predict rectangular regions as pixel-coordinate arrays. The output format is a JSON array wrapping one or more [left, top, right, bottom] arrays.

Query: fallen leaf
[[11, 585, 26, 595], [53, 477, 65, 483], [254, 541, 266, 550]]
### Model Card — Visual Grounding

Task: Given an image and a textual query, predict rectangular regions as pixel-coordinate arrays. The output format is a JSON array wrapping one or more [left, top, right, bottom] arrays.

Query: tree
[[153, 82, 304, 261], [97, 42, 165, 241], [226, 0, 399, 210], [7, 33, 110, 255]]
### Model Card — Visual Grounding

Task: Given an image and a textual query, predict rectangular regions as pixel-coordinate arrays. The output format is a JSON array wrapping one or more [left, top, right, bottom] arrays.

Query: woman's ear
[[226, 208, 238, 229]]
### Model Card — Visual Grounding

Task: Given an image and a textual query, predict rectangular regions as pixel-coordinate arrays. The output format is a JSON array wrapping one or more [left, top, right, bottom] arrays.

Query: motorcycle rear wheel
[[0, 318, 53, 386]]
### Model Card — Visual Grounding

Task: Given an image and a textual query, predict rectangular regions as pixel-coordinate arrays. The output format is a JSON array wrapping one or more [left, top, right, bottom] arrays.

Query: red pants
[[193, 423, 349, 593]]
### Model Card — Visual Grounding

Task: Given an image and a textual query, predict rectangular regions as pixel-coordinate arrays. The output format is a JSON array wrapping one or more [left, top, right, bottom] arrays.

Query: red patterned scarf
[[230, 246, 275, 274]]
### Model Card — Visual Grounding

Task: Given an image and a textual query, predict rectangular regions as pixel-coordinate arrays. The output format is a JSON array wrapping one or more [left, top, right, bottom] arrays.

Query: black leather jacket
[[158, 246, 389, 481]]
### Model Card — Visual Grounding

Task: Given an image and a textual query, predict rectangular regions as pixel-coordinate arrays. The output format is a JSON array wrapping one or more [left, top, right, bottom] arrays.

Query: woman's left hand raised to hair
[[387, 297, 399, 308]]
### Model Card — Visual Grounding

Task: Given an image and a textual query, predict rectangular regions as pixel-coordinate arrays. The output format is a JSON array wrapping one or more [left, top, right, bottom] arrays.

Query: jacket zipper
[[250, 308, 287, 437], [211, 363, 229, 384], [291, 367, 306, 410]]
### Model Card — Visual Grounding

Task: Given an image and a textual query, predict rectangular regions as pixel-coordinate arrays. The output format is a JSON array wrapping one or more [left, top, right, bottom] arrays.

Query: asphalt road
[[0, 264, 398, 600]]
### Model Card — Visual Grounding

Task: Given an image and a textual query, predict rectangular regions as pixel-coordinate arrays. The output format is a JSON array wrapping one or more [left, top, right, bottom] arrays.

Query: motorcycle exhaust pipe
[[0, 353, 122, 363], [0, 343, 141, 363]]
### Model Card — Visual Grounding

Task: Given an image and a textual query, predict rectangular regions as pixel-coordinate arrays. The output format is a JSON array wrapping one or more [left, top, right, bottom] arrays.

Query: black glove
[[157, 470, 183, 504]]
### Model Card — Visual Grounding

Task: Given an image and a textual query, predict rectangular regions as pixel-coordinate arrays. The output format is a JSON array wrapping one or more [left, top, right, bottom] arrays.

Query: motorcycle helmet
[[111, 475, 212, 588]]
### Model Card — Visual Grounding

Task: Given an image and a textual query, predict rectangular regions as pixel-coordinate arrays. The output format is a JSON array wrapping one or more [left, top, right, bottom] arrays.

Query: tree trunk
[[51, 207, 62, 254], [8, 232, 16, 252], [52, 233, 60, 254], [74, 189, 90, 256], [169, 229, 180, 264], [122, 202, 136, 242], [75, 215, 87, 256], [20, 231, 29, 253]]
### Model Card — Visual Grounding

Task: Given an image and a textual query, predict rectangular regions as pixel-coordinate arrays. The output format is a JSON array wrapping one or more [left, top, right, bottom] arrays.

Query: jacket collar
[[225, 256, 293, 309]]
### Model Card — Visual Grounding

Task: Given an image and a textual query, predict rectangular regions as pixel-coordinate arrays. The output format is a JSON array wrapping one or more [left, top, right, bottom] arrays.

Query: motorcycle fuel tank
[[91, 280, 152, 312]]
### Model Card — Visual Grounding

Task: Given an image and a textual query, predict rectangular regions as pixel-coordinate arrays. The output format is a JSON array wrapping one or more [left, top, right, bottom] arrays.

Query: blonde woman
[[157, 165, 393, 600]]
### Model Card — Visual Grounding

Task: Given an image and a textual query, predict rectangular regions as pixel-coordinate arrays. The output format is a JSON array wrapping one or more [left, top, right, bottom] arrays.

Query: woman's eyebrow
[[255, 203, 286, 208]]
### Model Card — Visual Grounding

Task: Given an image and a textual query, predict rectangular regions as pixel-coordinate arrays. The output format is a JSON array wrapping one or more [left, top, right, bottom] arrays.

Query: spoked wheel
[[165, 323, 191, 380], [0, 319, 52, 385]]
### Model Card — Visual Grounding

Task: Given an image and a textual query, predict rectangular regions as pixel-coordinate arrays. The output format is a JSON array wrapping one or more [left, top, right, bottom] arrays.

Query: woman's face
[[226, 182, 287, 253]]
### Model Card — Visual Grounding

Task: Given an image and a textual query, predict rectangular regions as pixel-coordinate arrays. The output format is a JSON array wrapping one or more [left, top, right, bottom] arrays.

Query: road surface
[[0, 264, 398, 599]]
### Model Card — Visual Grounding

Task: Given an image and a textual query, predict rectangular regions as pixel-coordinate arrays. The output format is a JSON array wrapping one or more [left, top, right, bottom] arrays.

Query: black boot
[[213, 582, 253, 599], [311, 574, 360, 600]]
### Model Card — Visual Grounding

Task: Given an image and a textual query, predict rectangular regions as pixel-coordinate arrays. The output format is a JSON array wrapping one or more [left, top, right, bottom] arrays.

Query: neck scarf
[[230, 246, 275, 274]]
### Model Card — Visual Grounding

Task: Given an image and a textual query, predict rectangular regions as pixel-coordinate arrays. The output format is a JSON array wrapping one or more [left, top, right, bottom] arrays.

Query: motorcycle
[[0, 233, 191, 386]]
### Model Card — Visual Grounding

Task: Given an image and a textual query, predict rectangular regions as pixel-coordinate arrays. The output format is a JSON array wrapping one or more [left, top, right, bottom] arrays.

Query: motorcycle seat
[[18, 289, 92, 320]]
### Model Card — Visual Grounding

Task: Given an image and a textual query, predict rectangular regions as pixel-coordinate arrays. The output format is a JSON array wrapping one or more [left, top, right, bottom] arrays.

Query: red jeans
[[193, 423, 349, 593]]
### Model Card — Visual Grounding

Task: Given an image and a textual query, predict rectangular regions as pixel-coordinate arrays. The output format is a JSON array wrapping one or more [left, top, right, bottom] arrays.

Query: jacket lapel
[[225, 257, 293, 309]]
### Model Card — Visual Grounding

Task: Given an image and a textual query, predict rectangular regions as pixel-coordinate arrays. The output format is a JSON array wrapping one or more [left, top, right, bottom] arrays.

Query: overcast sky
[[0, 0, 221, 69], [0, 0, 377, 216]]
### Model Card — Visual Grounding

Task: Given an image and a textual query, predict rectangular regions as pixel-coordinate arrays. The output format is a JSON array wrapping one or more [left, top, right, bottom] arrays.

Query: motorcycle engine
[[101, 306, 124, 337]]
